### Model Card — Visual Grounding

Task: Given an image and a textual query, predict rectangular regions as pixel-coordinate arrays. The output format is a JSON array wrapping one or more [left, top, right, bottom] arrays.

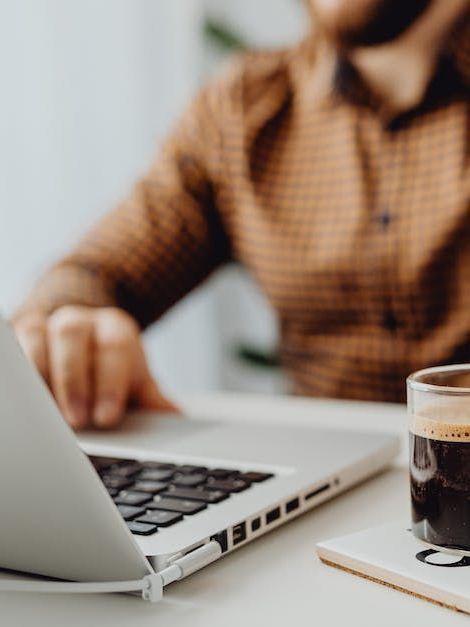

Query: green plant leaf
[[203, 18, 249, 52], [235, 343, 280, 369]]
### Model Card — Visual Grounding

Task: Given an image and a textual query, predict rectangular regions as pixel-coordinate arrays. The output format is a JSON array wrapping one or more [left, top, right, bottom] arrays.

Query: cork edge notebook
[[316, 522, 470, 615]]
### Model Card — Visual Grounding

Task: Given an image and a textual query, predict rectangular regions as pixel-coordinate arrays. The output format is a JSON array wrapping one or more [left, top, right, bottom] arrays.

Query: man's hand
[[12, 306, 178, 430]]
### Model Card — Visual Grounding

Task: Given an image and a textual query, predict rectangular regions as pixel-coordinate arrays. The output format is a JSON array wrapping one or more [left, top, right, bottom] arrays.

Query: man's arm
[[12, 79, 231, 429]]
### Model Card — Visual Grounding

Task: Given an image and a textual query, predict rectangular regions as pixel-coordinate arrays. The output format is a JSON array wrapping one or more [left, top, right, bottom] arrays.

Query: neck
[[348, 0, 468, 117]]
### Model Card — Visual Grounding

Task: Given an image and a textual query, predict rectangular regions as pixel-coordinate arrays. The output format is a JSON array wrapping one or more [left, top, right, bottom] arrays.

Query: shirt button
[[376, 211, 392, 229], [383, 310, 399, 332]]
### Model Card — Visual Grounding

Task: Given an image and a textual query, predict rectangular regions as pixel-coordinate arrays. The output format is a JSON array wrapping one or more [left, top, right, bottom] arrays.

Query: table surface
[[2, 392, 468, 626]]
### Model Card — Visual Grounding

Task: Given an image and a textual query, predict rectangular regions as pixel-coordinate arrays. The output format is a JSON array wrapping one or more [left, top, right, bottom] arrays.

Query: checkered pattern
[[18, 13, 470, 403]]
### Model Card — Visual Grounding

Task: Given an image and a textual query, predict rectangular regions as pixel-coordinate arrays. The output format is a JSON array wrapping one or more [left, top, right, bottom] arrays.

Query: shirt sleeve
[[14, 77, 232, 329]]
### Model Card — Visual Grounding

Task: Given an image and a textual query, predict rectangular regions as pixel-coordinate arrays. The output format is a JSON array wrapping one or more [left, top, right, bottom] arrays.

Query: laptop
[[0, 317, 400, 599]]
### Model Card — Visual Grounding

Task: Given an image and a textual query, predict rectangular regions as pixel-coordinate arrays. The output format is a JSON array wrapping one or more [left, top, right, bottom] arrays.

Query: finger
[[134, 374, 180, 413], [92, 315, 132, 429], [132, 344, 180, 413], [47, 308, 93, 429], [13, 316, 49, 384]]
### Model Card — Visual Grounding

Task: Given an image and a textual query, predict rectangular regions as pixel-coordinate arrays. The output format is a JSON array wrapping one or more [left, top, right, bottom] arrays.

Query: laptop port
[[305, 483, 330, 500], [251, 517, 261, 532], [266, 507, 281, 524], [232, 522, 247, 546], [285, 497, 300, 513], [210, 530, 228, 553]]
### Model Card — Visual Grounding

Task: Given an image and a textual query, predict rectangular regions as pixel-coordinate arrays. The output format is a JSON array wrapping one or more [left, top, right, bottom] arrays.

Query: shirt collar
[[297, 8, 470, 122]]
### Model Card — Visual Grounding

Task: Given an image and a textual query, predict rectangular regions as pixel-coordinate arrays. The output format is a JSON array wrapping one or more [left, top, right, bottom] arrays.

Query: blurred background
[[0, 0, 307, 396]]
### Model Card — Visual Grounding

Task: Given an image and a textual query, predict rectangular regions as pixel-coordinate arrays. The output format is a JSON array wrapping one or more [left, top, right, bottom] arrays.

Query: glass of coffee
[[408, 365, 470, 553]]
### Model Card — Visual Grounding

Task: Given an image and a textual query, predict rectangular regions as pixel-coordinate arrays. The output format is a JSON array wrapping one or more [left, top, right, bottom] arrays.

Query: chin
[[309, 0, 432, 47]]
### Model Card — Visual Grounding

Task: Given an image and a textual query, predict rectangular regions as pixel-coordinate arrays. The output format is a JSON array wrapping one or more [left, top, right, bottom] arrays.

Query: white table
[[2, 393, 468, 625]]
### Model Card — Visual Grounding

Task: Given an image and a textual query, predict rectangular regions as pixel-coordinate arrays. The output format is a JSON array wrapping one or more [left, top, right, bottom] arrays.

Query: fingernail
[[65, 401, 87, 428], [94, 400, 118, 427]]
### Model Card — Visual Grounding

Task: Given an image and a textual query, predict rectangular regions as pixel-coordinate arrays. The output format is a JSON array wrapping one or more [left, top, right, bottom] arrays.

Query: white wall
[[0, 0, 306, 396], [0, 1, 202, 303]]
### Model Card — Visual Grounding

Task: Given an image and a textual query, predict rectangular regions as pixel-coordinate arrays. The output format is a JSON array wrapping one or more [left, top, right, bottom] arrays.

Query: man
[[13, 0, 470, 429]]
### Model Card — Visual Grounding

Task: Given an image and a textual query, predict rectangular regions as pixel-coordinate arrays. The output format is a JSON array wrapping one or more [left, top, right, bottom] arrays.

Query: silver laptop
[[0, 317, 399, 597]]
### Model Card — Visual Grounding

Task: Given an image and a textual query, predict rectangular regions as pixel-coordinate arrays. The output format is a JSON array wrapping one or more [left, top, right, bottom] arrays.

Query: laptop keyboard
[[88, 455, 274, 536]]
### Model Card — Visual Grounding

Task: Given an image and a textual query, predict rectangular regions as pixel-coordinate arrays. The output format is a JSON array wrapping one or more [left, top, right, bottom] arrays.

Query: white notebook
[[316, 522, 470, 615]]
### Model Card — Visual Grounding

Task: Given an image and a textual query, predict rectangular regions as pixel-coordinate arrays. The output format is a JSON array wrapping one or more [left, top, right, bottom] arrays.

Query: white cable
[[0, 541, 222, 603], [0, 573, 163, 602]]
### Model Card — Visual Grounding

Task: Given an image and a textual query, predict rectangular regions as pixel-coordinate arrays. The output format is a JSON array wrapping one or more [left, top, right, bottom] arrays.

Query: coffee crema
[[410, 405, 470, 443]]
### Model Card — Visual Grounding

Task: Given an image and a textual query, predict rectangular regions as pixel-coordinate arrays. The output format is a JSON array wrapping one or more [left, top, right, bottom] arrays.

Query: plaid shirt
[[18, 12, 470, 403]]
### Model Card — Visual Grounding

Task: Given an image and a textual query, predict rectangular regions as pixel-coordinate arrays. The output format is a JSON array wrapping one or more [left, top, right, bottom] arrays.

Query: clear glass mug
[[408, 365, 470, 553]]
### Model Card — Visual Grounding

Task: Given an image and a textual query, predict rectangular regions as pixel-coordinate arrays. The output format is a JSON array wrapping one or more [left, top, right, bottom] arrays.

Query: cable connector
[[141, 573, 163, 602], [159, 540, 222, 586]]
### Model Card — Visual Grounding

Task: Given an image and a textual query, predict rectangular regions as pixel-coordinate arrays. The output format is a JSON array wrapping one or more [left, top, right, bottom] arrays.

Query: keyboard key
[[127, 521, 158, 536], [177, 465, 208, 474], [207, 468, 237, 479], [206, 478, 250, 493], [108, 463, 142, 478], [107, 487, 119, 497], [148, 497, 207, 515], [162, 486, 228, 504], [132, 480, 168, 494], [238, 472, 274, 483], [88, 456, 124, 472], [172, 473, 206, 488], [138, 469, 175, 482], [142, 462, 176, 471], [136, 510, 183, 527], [117, 505, 146, 521], [114, 491, 152, 506], [102, 476, 133, 490]]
